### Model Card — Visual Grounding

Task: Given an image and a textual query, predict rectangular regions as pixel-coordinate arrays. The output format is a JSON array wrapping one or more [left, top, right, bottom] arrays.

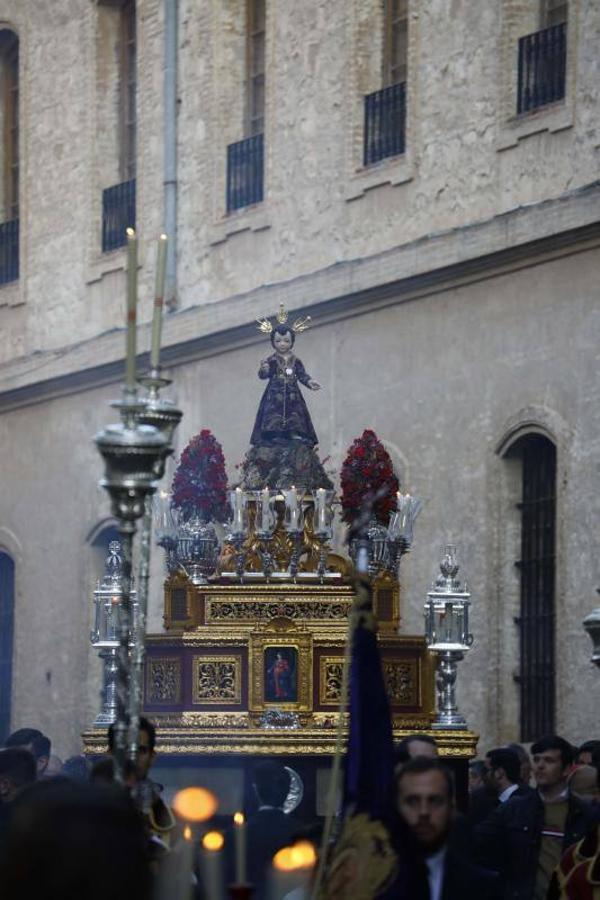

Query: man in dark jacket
[[475, 735, 600, 900], [470, 748, 533, 826], [397, 757, 500, 899]]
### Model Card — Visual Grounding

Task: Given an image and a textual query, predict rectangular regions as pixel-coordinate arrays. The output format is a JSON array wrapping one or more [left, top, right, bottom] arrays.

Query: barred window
[[509, 434, 556, 741], [383, 0, 408, 87], [0, 551, 15, 742]]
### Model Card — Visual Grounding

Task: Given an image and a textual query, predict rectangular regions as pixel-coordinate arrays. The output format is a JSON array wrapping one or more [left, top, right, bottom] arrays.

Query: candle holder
[[227, 489, 249, 580], [386, 493, 422, 576], [312, 489, 334, 579], [583, 589, 600, 670], [254, 489, 277, 578], [424, 545, 473, 730], [95, 392, 171, 779], [154, 491, 180, 574]]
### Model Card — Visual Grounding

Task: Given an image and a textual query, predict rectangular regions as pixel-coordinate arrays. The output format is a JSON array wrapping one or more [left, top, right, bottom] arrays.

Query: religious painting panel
[[250, 630, 312, 713]]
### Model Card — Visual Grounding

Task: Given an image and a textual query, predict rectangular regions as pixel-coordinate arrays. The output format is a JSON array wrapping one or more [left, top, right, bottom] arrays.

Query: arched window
[[0, 551, 15, 742], [505, 433, 557, 740], [0, 29, 18, 284]]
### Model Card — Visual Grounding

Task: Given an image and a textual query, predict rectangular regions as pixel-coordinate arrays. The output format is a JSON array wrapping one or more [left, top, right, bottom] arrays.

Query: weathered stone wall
[[0, 1, 598, 360], [0, 0, 599, 757]]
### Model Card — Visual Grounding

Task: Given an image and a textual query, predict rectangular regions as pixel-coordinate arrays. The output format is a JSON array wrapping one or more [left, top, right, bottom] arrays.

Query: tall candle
[[261, 487, 272, 533], [201, 831, 224, 900], [231, 488, 245, 535], [150, 233, 168, 369], [233, 811, 247, 884], [285, 486, 299, 530], [125, 227, 138, 391], [315, 488, 327, 533]]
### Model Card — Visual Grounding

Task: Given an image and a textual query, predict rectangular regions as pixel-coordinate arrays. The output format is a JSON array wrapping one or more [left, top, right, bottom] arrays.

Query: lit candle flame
[[233, 811, 245, 826], [202, 831, 224, 852], [183, 825, 192, 841], [273, 841, 317, 872], [172, 786, 218, 822]]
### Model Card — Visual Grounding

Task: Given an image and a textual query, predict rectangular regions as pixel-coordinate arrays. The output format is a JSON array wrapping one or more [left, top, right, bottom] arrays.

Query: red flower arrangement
[[171, 429, 229, 523], [340, 429, 399, 527]]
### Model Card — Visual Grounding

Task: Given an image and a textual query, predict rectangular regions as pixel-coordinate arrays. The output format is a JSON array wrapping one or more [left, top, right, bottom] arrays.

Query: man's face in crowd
[[532, 748, 568, 791], [407, 740, 438, 760], [136, 728, 155, 780], [397, 770, 453, 855]]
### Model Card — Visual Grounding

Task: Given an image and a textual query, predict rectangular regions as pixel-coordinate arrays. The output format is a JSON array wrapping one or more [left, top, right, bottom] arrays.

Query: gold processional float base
[[83, 576, 478, 814]]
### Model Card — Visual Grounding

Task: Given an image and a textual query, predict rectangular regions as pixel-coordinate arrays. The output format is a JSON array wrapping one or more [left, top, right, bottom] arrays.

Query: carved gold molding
[[145, 656, 182, 704], [192, 655, 242, 705]]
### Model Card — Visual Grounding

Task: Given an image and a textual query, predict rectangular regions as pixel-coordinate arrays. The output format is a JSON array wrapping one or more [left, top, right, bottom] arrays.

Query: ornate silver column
[[424, 546, 473, 730], [129, 369, 182, 762], [95, 397, 170, 781], [90, 541, 138, 726]]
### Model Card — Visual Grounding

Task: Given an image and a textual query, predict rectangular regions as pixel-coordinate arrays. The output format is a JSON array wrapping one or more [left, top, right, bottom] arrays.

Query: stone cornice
[[1, 179, 600, 413]]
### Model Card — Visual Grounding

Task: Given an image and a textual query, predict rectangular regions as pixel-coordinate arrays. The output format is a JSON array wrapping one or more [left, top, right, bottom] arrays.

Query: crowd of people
[[0, 723, 599, 898]]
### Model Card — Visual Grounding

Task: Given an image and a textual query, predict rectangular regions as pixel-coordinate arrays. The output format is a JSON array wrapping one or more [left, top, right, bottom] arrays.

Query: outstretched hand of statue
[[308, 380, 321, 391]]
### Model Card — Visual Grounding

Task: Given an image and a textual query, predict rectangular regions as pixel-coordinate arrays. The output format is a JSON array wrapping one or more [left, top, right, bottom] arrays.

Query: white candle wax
[[286, 486, 299, 529], [316, 488, 327, 532], [233, 812, 247, 884], [261, 488, 271, 532]]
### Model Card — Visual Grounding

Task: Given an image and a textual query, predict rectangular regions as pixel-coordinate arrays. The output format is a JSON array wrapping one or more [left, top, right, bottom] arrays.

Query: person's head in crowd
[[0, 778, 151, 900], [61, 755, 90, 783], [90, 757, 138, 789], [468, 759, 487, 793], [396, 757, 455, 856], [0, 748, 37, 804], [107, 716, 156, 781], [506, 742, 532, 786], [44, 754, 64, 778], [485, 748, 521, 795], [394, 734, 439, 767], [567, 765, 599, 802], [5, 728, 51, 778], [531, 735, 575, 798], [252, 760, 291, 809], [575, 740, 600, 767]]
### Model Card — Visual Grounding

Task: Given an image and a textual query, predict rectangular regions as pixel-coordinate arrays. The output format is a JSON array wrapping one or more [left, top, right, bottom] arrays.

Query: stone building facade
[[0, 0, 598, 757]]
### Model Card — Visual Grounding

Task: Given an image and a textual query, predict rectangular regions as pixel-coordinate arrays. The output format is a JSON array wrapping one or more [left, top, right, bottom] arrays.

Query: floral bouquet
[[340, 429, 400, 528], [171, 429, 229, 524]]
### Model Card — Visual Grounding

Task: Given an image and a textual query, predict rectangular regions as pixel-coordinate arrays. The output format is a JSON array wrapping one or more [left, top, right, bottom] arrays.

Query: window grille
[[517, 22, 566, 114], [0, 553, 15, 743], [513, 434, 556, 741], [363, 81, 406, 166], [227, 133, 264, 212]]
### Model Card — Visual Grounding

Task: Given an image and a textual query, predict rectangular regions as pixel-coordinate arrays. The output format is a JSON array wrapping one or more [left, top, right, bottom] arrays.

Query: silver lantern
[[425, 545, 473, 730]]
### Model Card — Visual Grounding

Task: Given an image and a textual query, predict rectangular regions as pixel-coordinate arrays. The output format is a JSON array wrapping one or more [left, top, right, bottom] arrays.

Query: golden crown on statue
[[256, 303, 312, 335]]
